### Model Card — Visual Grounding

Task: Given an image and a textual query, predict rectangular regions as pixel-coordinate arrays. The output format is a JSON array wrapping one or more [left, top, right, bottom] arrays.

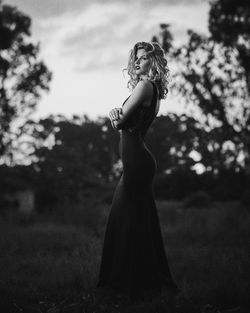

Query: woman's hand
[[109, 108, 123, 129]]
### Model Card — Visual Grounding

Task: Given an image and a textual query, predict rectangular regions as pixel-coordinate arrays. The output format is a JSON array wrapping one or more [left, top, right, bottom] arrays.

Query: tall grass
[[0, 200, 249, 312], [157, 201, 250, 306]]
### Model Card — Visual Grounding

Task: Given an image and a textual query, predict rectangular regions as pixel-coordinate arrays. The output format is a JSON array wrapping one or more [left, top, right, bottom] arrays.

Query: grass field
[[0, 200, 249, 313]]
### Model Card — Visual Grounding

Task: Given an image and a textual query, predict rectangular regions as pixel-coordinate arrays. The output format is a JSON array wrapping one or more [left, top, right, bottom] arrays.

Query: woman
[[96, 41, 180, 305]]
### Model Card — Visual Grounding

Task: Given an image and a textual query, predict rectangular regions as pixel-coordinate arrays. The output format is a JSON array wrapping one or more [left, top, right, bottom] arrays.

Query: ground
[[0, 200, 249, 313]]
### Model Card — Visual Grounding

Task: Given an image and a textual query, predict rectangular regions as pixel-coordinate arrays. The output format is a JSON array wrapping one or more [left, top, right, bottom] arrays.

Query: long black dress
[[96, 80, 179, 301]]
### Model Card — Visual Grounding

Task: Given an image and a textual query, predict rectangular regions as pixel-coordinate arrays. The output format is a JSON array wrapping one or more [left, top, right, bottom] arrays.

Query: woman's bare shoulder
[[133, 79, 153, 98], [135, 79, 153, 89]]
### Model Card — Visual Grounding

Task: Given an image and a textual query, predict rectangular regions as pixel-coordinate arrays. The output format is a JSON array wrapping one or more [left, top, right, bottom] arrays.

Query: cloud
[[5, 0, 210, 73], [59, 3, 142, 71], [6, 0, 89, 18], [55, 1, 209, 72], [6, 0, 208, 19]]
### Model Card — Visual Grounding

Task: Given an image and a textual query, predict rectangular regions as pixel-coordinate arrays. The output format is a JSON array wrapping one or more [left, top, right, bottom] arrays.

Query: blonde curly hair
[[125, 41, 170, 99]]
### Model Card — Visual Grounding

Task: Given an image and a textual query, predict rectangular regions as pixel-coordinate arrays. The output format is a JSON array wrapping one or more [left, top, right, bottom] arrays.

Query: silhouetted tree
[[171, 31, 248, 172], [209, 0, 250, 92], [28, 115, 120, 205], [147, 113, 202, 174], [208, 0, 250, 203], [152, 6, 249, 175], [0, 3, 52, 163], [152, 23, 173, 53]]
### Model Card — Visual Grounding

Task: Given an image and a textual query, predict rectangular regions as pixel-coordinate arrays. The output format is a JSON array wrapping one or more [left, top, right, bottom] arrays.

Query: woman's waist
[[119, 137, 146, 152], [120, 130, 145, 144], [121, 143, 157, 172], [120, 139, 155, 159]]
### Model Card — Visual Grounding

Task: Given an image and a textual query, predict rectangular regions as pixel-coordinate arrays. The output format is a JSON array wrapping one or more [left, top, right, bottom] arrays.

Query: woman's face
[[134, 48, 151, 77]]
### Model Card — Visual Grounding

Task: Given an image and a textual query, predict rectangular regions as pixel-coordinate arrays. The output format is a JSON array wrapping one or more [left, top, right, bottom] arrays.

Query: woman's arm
[[114, 80, 153, 130]]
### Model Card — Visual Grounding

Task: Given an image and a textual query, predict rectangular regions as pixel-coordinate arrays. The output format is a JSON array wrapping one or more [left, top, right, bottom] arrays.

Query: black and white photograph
[[0, 0, 249, 312]]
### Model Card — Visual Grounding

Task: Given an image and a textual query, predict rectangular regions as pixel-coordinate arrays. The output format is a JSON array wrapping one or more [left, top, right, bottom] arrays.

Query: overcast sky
[[6, 0, 210, 120]]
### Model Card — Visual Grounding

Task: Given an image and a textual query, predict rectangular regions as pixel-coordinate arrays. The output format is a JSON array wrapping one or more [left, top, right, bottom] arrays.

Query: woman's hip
[[122, 147, 156, 182]]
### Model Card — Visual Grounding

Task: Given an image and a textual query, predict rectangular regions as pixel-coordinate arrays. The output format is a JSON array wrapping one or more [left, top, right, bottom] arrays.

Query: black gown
[[96, 80, 179, 302]]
